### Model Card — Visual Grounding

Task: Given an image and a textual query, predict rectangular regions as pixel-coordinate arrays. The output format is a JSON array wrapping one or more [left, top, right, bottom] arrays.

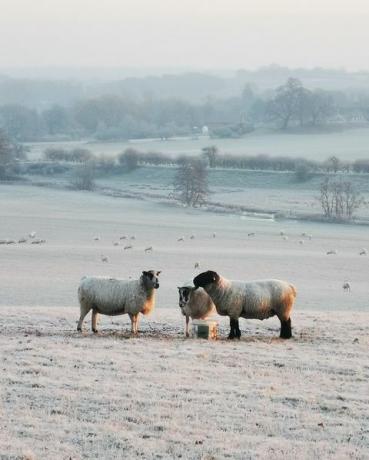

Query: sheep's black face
[[142, 270, 161, 289], [193, 271, 219, 289], [177, 287, 191, 309]]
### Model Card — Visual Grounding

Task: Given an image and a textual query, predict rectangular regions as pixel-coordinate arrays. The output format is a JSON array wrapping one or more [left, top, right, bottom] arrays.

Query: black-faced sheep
[[193, 271, 296, 340], [177, 283, 216, 337], [77, 270, 161, 334]]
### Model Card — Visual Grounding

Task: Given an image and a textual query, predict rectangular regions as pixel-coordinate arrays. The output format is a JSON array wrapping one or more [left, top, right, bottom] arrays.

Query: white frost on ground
[[0, 307, 368, 459]]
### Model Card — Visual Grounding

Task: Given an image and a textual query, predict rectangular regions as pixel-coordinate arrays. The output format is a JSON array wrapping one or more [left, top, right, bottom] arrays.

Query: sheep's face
[[193, 271, 219, 289], [142, 270, 161, 289], [177, 287, 192, 310]]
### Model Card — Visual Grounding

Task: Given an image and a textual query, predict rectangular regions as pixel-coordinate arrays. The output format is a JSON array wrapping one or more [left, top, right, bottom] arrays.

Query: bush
[[118, 148, 140, 171], [71, 161, 95, 190]]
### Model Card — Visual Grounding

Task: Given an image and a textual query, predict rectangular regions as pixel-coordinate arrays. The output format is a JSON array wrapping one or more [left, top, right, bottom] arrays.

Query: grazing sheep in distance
[[31, 239, 46, 244], [124, 244, 133, 250], [283, 236, 289, 241], [119, 236, 127, 240], [177, 237, 185, 242], [77, 270, 161, 334], [130, 236, 136, 240], [327, 249, 338, 255], [93, 236, 100, 241], [18, 237, 27, 243], [342, 281, 351, 292], [144, 246, 153, 253], [212, 232, 216, 238], [113, 242, 119, 246], [177, 283, 216, 337], [101, 255, 109, 263], [29, 232, 36, 239], [193, 271, 297, 340], [359, 248, 367, 256], [194, 262, 200, 269], [248, 232, 255, 237], [299, 240, 304, 245], [280, 230, 285, 236]]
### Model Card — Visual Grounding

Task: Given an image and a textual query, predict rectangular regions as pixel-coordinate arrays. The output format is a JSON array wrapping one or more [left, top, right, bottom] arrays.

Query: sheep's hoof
[[228, 333, 236, 340], [185, 332, 190, 338], [77, 327, 82, 332], [92, 328, 98, 334]]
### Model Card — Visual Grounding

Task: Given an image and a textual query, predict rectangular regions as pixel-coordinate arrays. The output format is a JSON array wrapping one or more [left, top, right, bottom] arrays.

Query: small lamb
[[177, 283, 216, 337]]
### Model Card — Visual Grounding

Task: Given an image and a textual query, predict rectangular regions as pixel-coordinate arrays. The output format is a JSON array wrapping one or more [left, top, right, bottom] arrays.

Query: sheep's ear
[[156, 271, 161, 276], [212, 272, 219, 282], [142, 271, 148, 276]]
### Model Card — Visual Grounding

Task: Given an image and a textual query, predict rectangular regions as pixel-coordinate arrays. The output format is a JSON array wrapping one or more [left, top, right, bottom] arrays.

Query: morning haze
[[1, 1, 369, 459], [1, 0, 369, 70]]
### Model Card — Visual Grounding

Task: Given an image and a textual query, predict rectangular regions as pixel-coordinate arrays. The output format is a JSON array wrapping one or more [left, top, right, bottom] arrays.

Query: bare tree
[[71, 161, 95, 191], [172, 158, 209, 206], [318, 177, 363, 221], [202, 145, 218, 168], [266, 78, 304, 129]]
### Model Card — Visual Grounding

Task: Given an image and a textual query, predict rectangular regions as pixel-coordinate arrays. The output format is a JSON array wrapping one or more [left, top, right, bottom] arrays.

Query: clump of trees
[[266, 78, 335, 129], [0, 130, 27, 179], [172, 158, 209, 207], [318, 177, 363, 221]]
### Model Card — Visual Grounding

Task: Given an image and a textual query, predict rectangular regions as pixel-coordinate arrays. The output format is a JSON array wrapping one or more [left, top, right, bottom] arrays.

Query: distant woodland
[[1, 66, 369, 142]]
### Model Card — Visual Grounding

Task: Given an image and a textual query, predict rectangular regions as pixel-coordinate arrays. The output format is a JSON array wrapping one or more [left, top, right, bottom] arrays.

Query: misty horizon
[[2, 0, 369, 72]]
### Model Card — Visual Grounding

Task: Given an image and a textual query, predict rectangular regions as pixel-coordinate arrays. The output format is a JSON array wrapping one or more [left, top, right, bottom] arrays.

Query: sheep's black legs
[[228, 318, 241, 340], [280, 318, 292, 339]]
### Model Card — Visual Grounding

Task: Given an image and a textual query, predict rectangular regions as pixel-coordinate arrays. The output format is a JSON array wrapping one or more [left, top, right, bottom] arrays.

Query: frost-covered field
[[1, 184, 369, 310], [1, 307, 368, 459], [1, 184, 369, 459]]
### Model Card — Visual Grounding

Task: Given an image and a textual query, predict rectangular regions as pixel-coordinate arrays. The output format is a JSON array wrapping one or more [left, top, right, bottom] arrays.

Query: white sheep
[[77, 270, 161, 334], [177, 282, 216, 337], [29, 232, 36, 239], [193, 271, 296, 340]]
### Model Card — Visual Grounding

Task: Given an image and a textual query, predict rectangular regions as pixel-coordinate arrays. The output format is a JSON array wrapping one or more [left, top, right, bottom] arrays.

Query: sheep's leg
[[235, 319, 241, 339], [91, 310, 99, 333], [185, 316, 190, 337], [77, 305, 91, 332], [280, 317, 292, 339], [228, 318, 236, 339], [134, 315, 140, 334], [129, 314, 139, 335]]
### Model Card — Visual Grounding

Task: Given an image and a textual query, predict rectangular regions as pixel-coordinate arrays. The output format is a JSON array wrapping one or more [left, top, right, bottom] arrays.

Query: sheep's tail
[[289, 284, 297, 298]]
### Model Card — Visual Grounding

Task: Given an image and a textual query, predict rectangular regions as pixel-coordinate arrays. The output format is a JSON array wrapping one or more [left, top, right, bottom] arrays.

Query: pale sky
[[1, 0, 369, 71]]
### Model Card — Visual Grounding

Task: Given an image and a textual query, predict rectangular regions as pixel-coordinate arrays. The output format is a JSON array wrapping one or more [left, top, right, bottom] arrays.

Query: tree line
[[0, 78, 369, 141]]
